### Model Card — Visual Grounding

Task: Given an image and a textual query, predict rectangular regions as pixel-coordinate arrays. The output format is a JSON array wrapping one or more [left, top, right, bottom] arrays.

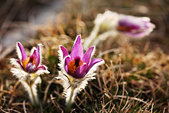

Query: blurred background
[[0, 0, 169, 112], [0, 0, 169, 58]]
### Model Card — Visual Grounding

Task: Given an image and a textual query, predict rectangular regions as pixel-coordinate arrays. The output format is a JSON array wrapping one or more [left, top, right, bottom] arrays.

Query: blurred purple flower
[[118, 16, 155, 38], [84, 10, 155, 49]]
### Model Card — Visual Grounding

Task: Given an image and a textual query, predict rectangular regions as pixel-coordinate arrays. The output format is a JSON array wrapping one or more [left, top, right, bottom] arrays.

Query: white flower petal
[[94, 10, 119, 29], [87, 60, 105, 75], [56, 71, 70, 89], [10, 58, 22, 69], [16, 42, 22, 61], [58, 45, 64, 62], [58, 46, 70, 76], [30, 47, 36, 55], [35, 66, 50, 75], [38, 44, 43, 65], [58, 52, 71, 77], [36, 43, 43, 65], [10, 68, 28, 80]]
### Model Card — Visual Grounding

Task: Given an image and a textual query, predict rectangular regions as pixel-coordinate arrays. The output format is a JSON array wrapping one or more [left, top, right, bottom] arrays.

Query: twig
[[113, 95, 148, 104], [43, 77, 56, 104], [23, 101, 27, 113]]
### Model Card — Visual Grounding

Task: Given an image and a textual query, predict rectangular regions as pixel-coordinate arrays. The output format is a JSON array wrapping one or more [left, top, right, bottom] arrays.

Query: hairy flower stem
[[93, 30, 118, 46], [66, 87, 75, 113], [22, 78, 39, 106], [29, 82, 37, 106], [84, 24, 100, 50], [84, 25, 118, 49]]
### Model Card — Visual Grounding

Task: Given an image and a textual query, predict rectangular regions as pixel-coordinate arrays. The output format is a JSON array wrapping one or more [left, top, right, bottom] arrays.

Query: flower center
[[22, 56, 37, 73], [68, 57, 83, 75], [118, 26, 133, 32], [25, 63, 36, 73], [22, 58, 30, 69]]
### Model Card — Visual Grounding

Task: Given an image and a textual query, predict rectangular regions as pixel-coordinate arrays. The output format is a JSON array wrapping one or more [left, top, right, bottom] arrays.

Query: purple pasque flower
[[10, 42, 49, 79], [10, 42, 49, 105], [57, 35, 104, 104], [59, 35, 104, 79], [118, 16, 155, 38]]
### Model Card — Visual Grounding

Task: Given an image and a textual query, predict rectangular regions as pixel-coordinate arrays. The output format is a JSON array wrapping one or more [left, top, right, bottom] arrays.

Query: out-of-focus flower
[[117, 15, 155, 38], [84, 10, 119, 49], [57, 35, 104, 105], [84, 10, 155, 49], [10, 42, 49, 105], [94, 10, 119, 31]]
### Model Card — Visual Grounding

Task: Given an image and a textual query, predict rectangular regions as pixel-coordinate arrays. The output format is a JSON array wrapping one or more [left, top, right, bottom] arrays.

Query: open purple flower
[[57, 35, 104, 104], [10, 42, 49, 105], [118, 16, 155, 38], [59, 35, 104, 79], [10, 42, 49, 79]]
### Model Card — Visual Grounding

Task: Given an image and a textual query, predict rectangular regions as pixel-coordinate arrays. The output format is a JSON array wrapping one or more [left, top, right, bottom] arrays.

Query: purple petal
[[64, 56, 71, 72], [124, 31, 146, 38], [60, 46, 69, 58], [120, 18, 140, 27], [82, 47, 94, 65], [36, 45, 40, 66], [16, 60, 24, 69], [118, 18, 141, 32], [70, 35, 83, 59], [118, 16, 155, 38], [65, 56, 71, 65], [86, 58, 103, 72], [37, 65, 47, 70], [123, 22, 154, 38], [30, 49, 36, 61], [16, 60, 22, 66], [65, 65, 68, 73], [72, 64, 87, 79], [17, 42, 27, 61], [29, 49, 40, 67]]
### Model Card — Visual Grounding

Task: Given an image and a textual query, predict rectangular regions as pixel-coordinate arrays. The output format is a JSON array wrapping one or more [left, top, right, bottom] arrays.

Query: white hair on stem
[[93, 30, 118, 46], [83, 24, 100, 50], [10, 42, 50, 106], [83, 10, 119, 50], [21, 76, 41, 105]]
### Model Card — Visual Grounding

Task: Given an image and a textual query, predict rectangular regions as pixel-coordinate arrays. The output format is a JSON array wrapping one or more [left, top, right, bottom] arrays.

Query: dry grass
[[1, 41, 169, 112]]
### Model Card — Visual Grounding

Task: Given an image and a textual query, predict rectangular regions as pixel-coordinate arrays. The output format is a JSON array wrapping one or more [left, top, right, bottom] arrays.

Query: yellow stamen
[[22, 58, 30, 69], [118, 26, 132, 32]]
